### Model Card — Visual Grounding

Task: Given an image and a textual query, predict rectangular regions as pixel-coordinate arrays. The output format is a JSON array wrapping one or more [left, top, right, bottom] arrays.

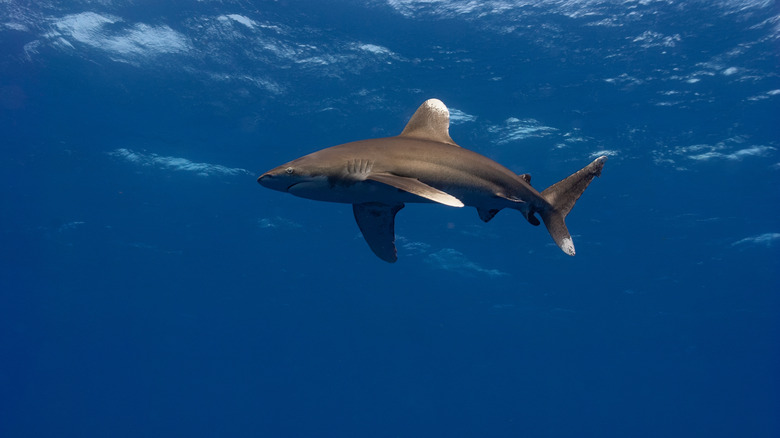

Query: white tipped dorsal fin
[[398, 98, 458, 146]]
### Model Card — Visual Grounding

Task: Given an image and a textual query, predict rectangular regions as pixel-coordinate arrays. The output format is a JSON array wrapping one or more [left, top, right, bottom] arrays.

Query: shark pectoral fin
[[367, 173, 464, 207], [353, 203, 405, 263]]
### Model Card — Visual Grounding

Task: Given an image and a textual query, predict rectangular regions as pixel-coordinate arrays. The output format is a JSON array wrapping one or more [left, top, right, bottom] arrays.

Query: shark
[[258, 99, 607, 263]]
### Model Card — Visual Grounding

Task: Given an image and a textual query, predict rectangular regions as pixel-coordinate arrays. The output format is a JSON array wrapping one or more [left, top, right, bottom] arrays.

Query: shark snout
[[257, 172, 272, 186], [257, 172, 287, 191], [258, 169, 304, 192]]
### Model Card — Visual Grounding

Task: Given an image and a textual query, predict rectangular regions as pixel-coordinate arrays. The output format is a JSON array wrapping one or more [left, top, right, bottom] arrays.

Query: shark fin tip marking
[[398, 98, 458, 146], [561, 237, 575, 256]]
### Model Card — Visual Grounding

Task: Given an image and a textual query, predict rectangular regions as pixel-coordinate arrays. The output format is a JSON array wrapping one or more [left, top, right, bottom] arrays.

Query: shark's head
[[257, 155, 329, 195]]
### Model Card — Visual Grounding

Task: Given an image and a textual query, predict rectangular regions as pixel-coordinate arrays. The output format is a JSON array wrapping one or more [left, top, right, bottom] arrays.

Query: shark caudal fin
[[539, 156, 607, 256]]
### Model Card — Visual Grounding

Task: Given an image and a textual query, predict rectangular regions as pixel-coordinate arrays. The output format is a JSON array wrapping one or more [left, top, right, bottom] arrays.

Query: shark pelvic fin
[[398, 98, 458, 146], [353, 203, 404, 263], [367, 172, 464, 207], [477, 207, 500, 223]]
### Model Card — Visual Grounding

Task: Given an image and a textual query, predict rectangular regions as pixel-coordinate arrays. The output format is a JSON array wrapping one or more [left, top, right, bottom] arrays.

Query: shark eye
[[285, 167, 294, 174]]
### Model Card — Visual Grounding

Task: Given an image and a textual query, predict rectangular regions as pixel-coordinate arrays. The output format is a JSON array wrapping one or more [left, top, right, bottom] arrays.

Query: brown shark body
[[259, 99, 606, 262]]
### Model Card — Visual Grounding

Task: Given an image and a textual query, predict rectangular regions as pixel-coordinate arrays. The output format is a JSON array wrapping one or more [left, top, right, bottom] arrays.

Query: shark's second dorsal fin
[[398, 98, 458, 146], [519, 173, 532, 185]]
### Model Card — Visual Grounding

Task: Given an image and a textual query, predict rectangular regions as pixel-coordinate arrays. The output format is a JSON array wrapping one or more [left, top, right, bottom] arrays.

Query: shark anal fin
[[524, 211, 541, 226], [477, 208, 500, 223], [353, 203, 404, 263], [367, 173, 464, 207]]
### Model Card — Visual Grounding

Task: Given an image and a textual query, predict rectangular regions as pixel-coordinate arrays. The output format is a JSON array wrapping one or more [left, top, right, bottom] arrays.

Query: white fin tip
[[561, 237, 576, 256], [422, 98, 449, 116]]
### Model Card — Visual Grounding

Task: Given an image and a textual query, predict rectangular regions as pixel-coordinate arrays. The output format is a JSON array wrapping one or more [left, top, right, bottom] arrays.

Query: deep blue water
[[2, 1, 779, 437]]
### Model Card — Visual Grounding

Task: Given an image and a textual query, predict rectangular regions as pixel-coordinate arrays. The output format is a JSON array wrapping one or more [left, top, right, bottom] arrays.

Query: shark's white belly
[[287, 175, 513, 209], [288, 178, 428, 204]]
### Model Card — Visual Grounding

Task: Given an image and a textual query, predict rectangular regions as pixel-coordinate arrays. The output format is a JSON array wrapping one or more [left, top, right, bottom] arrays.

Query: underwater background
[[1, 1, 778, 436]]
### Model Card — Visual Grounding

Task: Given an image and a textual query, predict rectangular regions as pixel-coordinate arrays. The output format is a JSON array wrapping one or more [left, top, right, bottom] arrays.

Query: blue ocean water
[[1, 0, 778, 436]]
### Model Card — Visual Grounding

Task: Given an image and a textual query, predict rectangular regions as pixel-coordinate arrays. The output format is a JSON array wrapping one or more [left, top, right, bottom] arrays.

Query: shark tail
[[539, 156, 607, 256]]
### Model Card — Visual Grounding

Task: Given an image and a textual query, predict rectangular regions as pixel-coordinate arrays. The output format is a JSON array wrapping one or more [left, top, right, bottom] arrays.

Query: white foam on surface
[[224, 14, 257, 29], [3, 21, 30, 31], [488, 118, 558, 144], [385, 0, 775, 21], [732, 233, 780, 247], [426, 248, 508, 277], [49, 12, 190, 59], [654, 137, 778, 169], [109, 148, 249, 177], [448, 108, 477, 124], [355, 43, 394, 56], [687, 145, 775, 161], [632, 30, 681, 48], [51, 12, 119, 44], [590, 150, 618, 159]]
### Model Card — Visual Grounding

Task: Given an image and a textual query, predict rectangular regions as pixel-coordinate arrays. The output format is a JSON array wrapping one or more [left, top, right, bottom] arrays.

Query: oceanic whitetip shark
[[258, 99, 607, 263]]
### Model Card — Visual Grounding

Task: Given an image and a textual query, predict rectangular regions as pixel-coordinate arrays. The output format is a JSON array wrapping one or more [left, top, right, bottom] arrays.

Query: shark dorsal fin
[[398, 98, 458, 146]]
